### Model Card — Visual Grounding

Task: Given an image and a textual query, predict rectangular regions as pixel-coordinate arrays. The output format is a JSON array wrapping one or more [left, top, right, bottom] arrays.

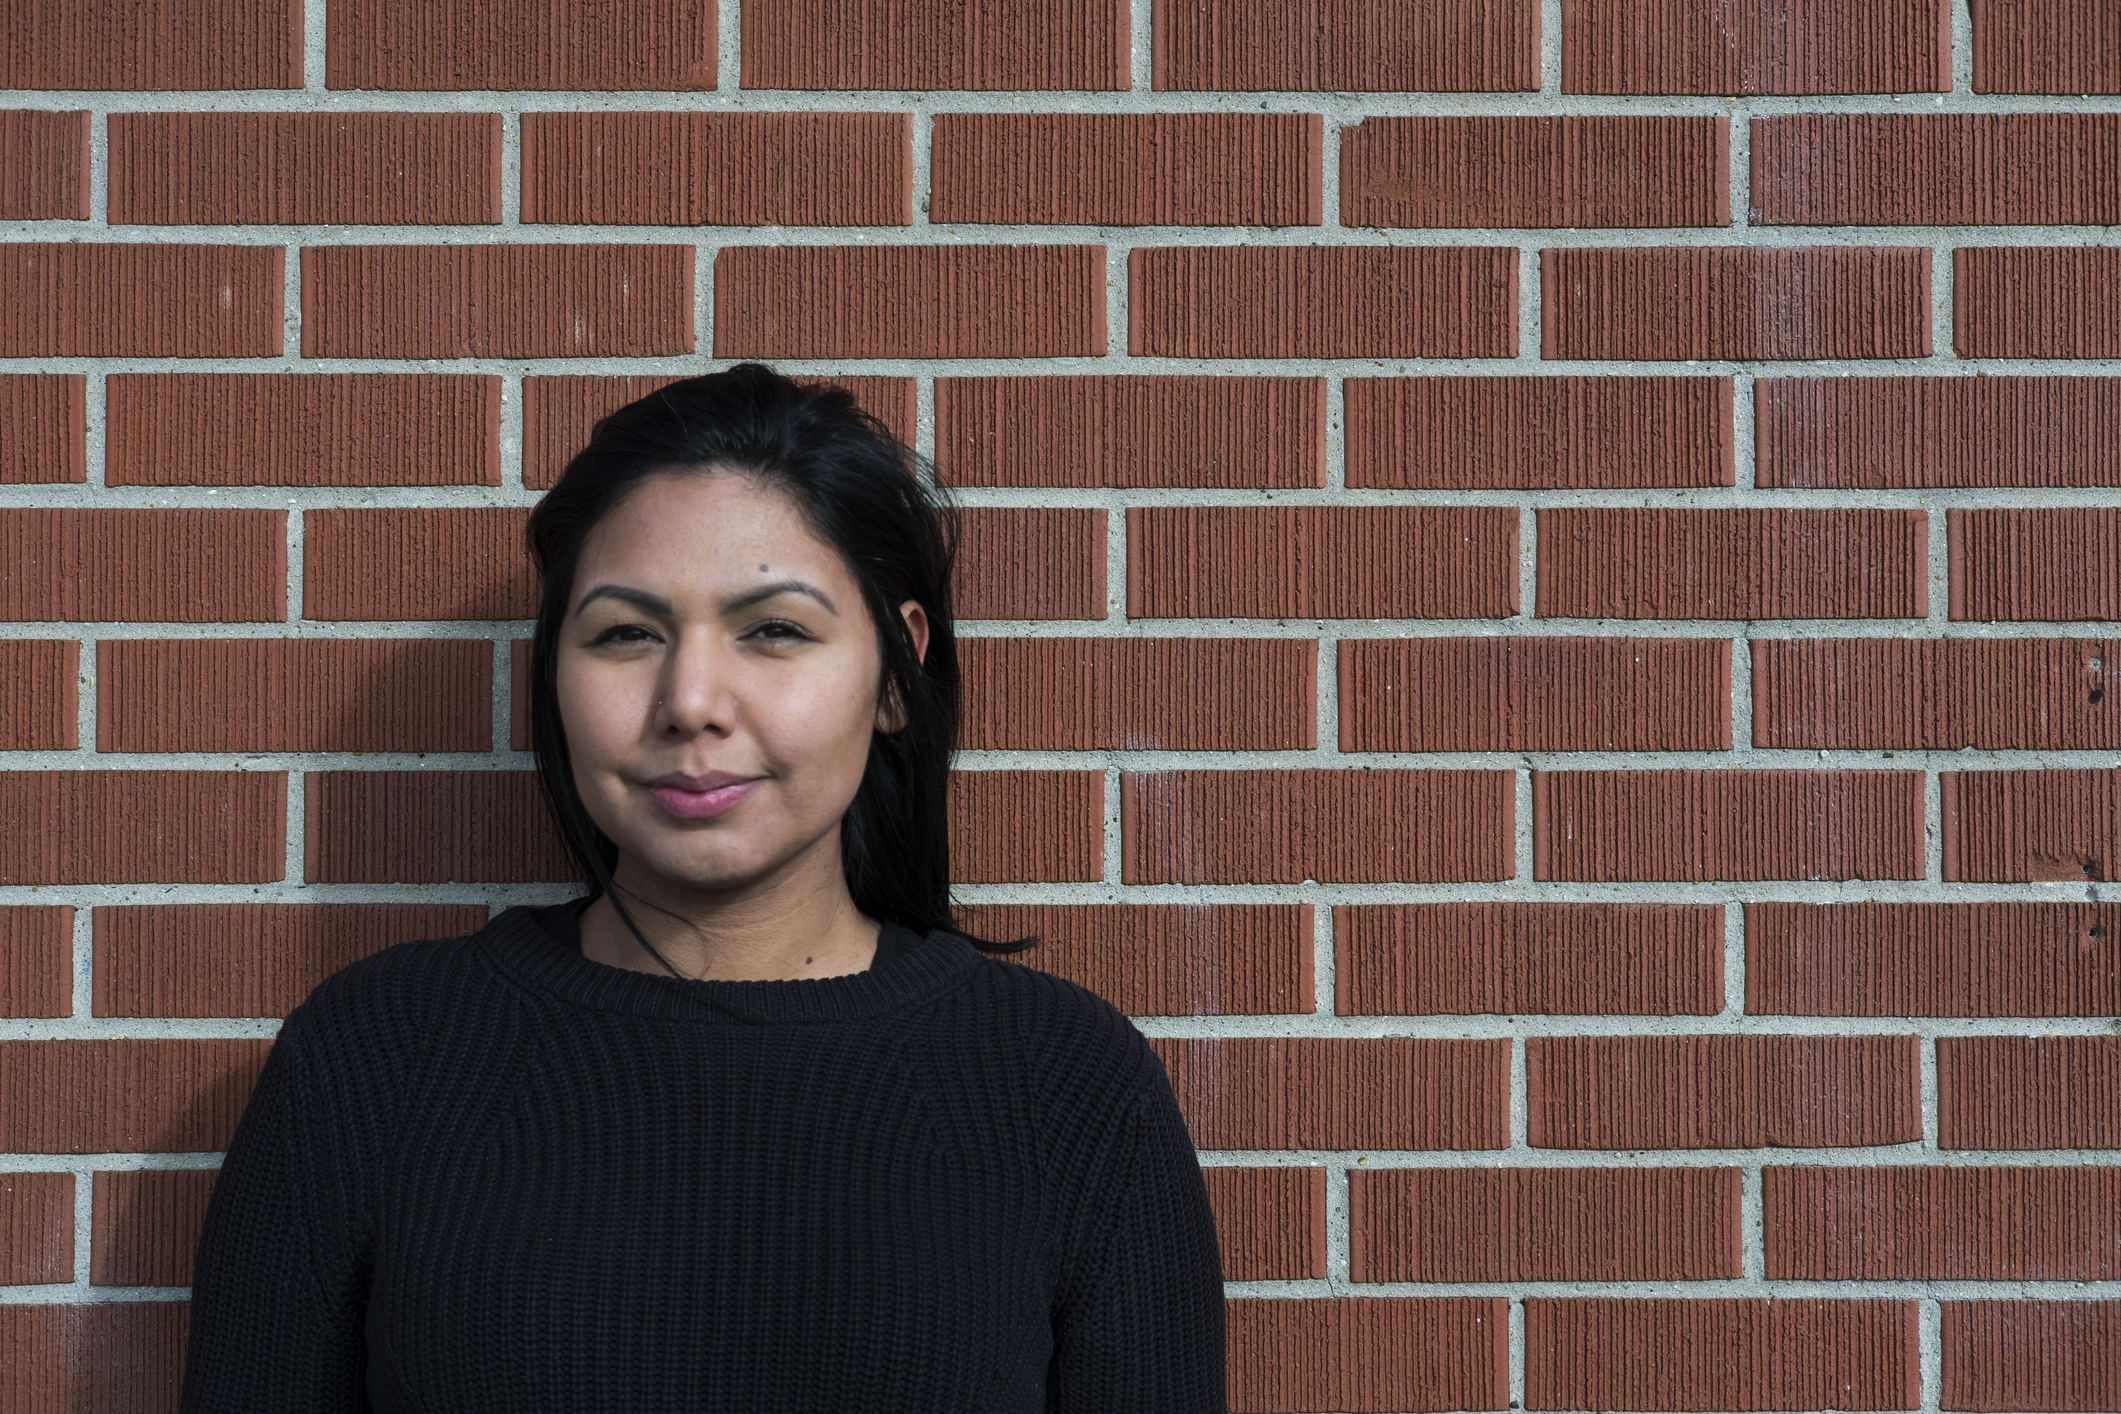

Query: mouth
[[641, 771, 763, 821]]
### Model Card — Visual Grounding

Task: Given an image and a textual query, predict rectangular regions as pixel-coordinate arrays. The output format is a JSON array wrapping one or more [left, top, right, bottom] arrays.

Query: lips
[[642, 771, 762, 820]]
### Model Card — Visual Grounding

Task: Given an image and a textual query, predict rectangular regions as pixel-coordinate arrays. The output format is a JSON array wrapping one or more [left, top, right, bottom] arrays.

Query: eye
[[744, 619, 814, 644], [590, 623, 659, 647]]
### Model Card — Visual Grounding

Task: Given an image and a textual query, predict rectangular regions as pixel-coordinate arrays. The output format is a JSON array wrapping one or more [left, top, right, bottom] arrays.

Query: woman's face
[[555, 469, 928, 903]]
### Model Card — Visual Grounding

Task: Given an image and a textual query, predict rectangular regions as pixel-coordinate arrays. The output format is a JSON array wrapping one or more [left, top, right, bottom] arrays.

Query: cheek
[[753, 661, 881, 787], [554, 656, 642, 774]]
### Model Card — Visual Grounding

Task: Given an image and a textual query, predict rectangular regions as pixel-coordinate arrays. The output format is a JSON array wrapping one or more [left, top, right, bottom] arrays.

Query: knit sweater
[[179, 901, 1228, 1413]]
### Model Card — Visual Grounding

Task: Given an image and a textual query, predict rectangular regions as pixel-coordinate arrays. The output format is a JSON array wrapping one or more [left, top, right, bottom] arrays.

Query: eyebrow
[[573, 579, 839, 618]]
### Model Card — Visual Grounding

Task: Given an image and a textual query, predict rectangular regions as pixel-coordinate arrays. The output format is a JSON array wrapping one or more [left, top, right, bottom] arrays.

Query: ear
[[874, 599, 931, 733]]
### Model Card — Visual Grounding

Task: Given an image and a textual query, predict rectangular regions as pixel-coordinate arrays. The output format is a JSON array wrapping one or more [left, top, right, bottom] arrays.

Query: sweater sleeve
[[180, 1006, 371, 1412], [1046, 1079, 1228, 1413]]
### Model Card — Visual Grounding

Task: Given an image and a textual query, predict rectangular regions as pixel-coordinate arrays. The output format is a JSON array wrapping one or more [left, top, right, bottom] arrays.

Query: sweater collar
[[476, 900, 983, 1025]]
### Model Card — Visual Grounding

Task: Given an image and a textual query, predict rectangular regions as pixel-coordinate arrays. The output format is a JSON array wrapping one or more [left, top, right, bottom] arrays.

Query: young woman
[[178, 364, 1227, 1411]]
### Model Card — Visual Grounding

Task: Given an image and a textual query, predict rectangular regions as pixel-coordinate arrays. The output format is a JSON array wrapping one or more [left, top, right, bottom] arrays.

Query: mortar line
[[716, 0, 741, 92], [1129, 0, 1152, 92], [72, 1161, 93, 1285], [1322, 1157, 1351, 1293], [302, 0, 327, 93], [69, 888, 94, 1021], [1311, 893, 1334, 1018], [1539, 0, 1562, 95]]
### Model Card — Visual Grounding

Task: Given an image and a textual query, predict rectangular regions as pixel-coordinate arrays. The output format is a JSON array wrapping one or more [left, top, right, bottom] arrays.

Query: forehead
[[574, 470, 848, 590]]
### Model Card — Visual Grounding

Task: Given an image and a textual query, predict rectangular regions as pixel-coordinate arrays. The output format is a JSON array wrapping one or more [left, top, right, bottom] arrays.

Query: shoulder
[[954, 945, 1170, 1114], [275, 912, 525, 1075]]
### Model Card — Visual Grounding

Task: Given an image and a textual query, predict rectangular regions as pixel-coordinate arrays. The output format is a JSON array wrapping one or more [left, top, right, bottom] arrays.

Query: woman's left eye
[[745, 620, 812, 644]]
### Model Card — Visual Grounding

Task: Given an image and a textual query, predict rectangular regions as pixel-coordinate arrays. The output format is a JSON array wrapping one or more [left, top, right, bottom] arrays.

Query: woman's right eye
[[591, 624, 657, 646]]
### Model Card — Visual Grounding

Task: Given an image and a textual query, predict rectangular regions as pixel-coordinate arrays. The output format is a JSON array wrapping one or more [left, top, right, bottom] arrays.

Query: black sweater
[[179, 903, 1228, 1412]]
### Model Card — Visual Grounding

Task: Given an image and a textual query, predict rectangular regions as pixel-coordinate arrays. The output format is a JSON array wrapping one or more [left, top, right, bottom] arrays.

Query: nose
[[653, 631, 736, 739]]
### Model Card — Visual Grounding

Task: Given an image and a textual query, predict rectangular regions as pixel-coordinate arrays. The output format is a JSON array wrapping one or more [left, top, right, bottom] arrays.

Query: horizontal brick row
[[1751, 638, 2115, 748], [0, 109, 87, 220], [0, 1304, 190, 1414], [327, 0, 713, 90], [0, 244, 283, 357], [1943, 1300, 2121, 1413], [0, 639, 76, 750], [1939, 1037, 2121, 1150], [0, 375, 84, 485], [0, 907, 71, 1019], [0, 773, 285, 885], [1767, 1166, 2121, 1279], [92, 1169, 216, 1287], [1942, 768, 2121, 883], [0, 1040, 272, 1152], [1201, 1167, 1326, 1281], [966, 904, 1314, 1017], [1951, 508, 2121, 622], [1228, 1297, 1506, 1411], [2, 0, 301, 89], [0, 1171, 71, 1284], [1956, 248, 2121, 358], [1151, 1038, 1511, 1150], [960, 638, 1316, 750], [1154, 0, 1538, 92], [1756, 377, 2121, 488], [1973, 0, 2121, 94], [1751, 114, 2121, 226]]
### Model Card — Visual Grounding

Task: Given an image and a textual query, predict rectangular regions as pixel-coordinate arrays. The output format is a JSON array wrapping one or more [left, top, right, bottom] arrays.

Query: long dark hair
[[525, 363, 1018, 960]]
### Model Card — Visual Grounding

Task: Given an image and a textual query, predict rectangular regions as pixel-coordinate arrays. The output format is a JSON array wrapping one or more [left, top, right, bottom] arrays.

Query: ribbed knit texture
[[178, 903, 1227, 1411]]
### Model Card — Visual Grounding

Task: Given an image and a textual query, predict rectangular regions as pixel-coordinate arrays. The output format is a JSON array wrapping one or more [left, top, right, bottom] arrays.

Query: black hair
[[524, 363, 1023, 965]]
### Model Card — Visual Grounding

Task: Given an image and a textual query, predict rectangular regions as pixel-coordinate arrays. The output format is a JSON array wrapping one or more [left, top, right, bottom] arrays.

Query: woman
[[179, 364, 1227, 1411]]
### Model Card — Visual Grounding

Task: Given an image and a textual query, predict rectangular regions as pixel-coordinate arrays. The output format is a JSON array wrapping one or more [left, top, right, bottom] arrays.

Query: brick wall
[[2, 0, 2119, 1408]]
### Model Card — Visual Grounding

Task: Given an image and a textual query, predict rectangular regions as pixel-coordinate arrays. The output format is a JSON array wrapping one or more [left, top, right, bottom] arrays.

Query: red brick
[[0, 0, 300, 89], [110, 113, 501, 225], [1154, 0, 1539, 91], [1955, 248, 2121, 358], [0, 1171, 71, 1284], [937, 376, 1321, 489], [0, 509, 286, 624], [306, 771, 570, 884], [1542, 246, 1932, 360], [1130, 246, 1517, 357], [0, 110, 88, 218], [521, 112, 909, 226], [1751, 115, 2121, 226], [1939, 1037, 2121, 1151], [1347, 376, 1734, 489], [1124, 769, 1513, 884], [0, 244, 283, 357], [327, 0, 713, 89], [0, 639, 76, 749], [947, 771, 1103, 883], [1151, 1038, 1510, 1150], [959, 903, 1313, 1016], [98, 639, 491, 753], [1950, 508, 2121, 622], [741, 0, 1126, 89], [0, 374, 85, 485], [1757, 377, 2121, 489], [1943, 1301, 2121, 1412], [509, 636, 533, 752], [1336, 902, 1724, 1016], [1129, 506, 1517, 620], [1747, 903, 2121, 1017], [954, 508, 1106, 620], [1341, 636, 1730, 752], [1529, 1035, 1921, 1148], [1973, 0, 2121, 93], [94, 903, 488, 1019], [0, 907, 72, 1019], [1352, 1167, 1741, 1282], [0, 1039, 272, 1151], [92, 1170, 213, 1287], [931, 113, 1321, 226], [0, 1304, 189, 1414], [714, 246, 1103, 358], [1526, 1298, 1919, 1411], [1537, 507, 1927, 620], [304, 508, 533, 622], [522, 374, 916, 488], [303, 245, 692, 358], [106, 373, 501, 488], [1204, 1168, 1325, 1281], [1228, 1298, 1508, 1413], [1755, 638, 2115, 749], [1942, 768, 2120, 884], [1534, 769, 1923, 882], [1344, 116, 1728, 228], [961, 637, 1315, 750], [1562, 0, 1949, 93], [0, 773, 284, 885], [1768, 1166, 2121, 1280]]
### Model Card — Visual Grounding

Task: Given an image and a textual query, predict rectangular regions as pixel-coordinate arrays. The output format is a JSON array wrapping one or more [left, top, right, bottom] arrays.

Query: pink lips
[[643, 771, 761, 820]]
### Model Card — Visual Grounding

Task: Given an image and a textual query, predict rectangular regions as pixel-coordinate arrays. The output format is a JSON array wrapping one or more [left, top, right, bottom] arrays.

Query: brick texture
[[1123, 769, 1514, 884], [1351, 1167, 1741, 1281], [1131, 246, 1518, 357], [0, 509, 286, 624], [0, 773, 285, 885], [1756, 377, 2121, 488], [94, 903, 489, 1018], [1525, 1298, 1920, 1411], [1153, 0, 1541, 91], [1339, 636, 1731, 751], [0, 0, 300, 89], [935, 376, 1325, 489], [1938, 1038, 2121, 1151], [741, 0, 1127, 90], [1562, 0, 1949, 93], [1536, 507, 1929, 620], [1943, 1301, 2121, 1412], [0, 1040, 272, 1152], [1750, 114, 2121, 225], [109, 113, 502, 225], [0, 374, 85, 485], [0, 907, 72, 1019], [947, 771, 1103, 883], [303, 508, 534, 621], [0, 244, 283, 357], [106, 374, 501, 488], [960, 637, 1315, 750], [1941, 768, 2120, 883], [1150, 1038, 1510, 1150], [0, 109, 88, 219], [1752, 638, 2116, 749], [302, 245, 694, 359], [1335, 902, 1725, 1016], [1227, 1298, 1508, 1413], [1542, 246, 1933, 359], [1766, 1166, 2121, 1280], [306, 771, 571, 883], [953, 508, 1106, 620], [1955, 247, 2121, 358], [1747, 903, 2121, 1017], [958, 904, 1314, 1015], [1950, 508, 2121, 622], [1528, 1035, 1922, 1148], [0, 639, 76, 750], [1202, 1168, 1327, 1280], [521, 112, 910, 226], [0, 1172, 71, 1285], [92, 1170, 215, 1287], [326, 0, 714, 90], [1129, 506, 1518, 619], [0, 1304, 189, 1413], [1342, 116, 1728, 228], [1972, 0, 2121, 93]]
